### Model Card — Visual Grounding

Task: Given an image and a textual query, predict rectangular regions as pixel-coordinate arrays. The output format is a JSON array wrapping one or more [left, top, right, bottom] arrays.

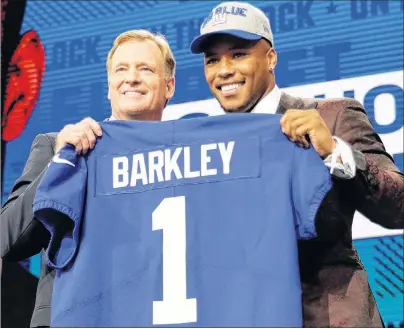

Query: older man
[[190, 1, 404, 327], [1, 29, 176, 327]]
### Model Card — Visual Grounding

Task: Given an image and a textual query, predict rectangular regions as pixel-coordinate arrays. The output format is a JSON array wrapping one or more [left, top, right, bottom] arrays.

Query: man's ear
[[2, 30, 45, 142], [165, 77, 175, 100], [267, 48, 277, 72]]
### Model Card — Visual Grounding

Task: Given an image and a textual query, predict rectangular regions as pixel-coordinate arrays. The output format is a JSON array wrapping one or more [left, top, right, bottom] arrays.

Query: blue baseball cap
[[190, 1, 274, 54]]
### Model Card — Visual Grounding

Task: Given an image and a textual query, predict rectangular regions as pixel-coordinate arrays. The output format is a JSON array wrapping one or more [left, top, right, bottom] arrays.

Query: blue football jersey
[[33, 113, 332, 327]]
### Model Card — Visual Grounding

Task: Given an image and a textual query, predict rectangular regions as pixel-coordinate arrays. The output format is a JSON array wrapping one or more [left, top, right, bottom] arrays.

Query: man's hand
[[55, 117, 102, 154], [280, 109, 336, 159]]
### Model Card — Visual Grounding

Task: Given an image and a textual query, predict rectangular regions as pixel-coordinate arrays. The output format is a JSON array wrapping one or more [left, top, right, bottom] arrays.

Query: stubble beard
[[219, 95, 262, 114]]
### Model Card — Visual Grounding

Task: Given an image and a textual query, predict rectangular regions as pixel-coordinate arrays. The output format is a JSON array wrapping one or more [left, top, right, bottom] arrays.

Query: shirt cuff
[[323, 136, 356, 179]]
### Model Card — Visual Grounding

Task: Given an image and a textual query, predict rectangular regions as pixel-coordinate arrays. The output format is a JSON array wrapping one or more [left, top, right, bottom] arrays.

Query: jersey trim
[[33, 199, 79, 269]]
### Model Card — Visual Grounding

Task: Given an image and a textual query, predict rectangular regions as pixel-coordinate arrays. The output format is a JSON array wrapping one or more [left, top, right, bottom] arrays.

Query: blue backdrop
[[2, 1, 403, 326]]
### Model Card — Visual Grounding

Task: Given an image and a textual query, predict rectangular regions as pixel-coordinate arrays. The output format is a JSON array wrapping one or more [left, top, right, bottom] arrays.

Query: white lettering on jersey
[[130, 153, 148, 186], [112, 141, 235, 188], [165, 148, 183, 181], [113, 157, 128, 188], [200, 143, 217, 176], [183, 146, 200, 179], [218, 141, 235, 174], [149, 150, 164, 184]]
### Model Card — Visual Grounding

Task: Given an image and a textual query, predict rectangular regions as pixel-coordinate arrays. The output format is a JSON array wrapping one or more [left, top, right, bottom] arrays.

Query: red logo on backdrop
[[2, 30, 45, 141]]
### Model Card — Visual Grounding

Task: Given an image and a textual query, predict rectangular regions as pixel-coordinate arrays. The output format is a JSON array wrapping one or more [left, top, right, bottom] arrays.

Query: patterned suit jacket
[[276, 92, 404, 327]]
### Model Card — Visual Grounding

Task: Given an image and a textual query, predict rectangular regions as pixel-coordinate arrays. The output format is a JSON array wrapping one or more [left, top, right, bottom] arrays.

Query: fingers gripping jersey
[[33, 114, 332, 327]]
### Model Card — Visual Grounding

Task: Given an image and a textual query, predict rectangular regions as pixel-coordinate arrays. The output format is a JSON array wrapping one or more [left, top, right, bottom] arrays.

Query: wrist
[[322, 138, 337, 159]]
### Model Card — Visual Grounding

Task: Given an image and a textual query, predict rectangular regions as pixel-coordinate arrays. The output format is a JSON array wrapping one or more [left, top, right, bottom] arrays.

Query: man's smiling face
[[203, 35, 275, 113], [108, 39, 174, 120]]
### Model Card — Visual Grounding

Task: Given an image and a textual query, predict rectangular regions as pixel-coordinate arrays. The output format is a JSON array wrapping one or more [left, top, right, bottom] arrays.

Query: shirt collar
[[250, 85, 281, 114]]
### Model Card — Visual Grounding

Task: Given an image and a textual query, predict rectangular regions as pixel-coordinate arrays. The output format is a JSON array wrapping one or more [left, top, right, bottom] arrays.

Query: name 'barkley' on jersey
[[95, 136, 260, 195], [112, 141, 234, 189]]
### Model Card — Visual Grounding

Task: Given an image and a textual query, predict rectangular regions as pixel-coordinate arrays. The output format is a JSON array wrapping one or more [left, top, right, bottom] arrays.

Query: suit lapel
[[275, 92, 318, 114]]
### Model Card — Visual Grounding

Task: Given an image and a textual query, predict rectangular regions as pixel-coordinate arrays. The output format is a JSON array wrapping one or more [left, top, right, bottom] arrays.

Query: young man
[[190, 2, 404, 327], [1, 29, 176, 327]]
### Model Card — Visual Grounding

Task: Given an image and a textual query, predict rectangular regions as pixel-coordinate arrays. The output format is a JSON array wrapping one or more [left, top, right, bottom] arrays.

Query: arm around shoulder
[[334, 98, 404, 229], [1, 133, 56, 260]]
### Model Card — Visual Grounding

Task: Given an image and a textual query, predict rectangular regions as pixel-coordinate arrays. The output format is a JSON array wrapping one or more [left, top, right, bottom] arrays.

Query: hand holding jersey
[[55, 117, 102, 154], [280, 109, 337, 158]]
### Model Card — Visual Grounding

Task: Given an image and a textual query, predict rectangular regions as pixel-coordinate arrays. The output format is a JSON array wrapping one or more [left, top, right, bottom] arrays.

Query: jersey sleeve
[[291, 145, 333, 240], [33, 144, 87, 269]]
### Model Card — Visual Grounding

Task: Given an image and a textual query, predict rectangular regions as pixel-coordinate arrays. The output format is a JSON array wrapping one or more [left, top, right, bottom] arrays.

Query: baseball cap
[[190, 1, 273, 54]]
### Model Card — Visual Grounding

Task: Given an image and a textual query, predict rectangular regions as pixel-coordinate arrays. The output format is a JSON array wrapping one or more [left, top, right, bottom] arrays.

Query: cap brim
[[190, 30, 262, 54]]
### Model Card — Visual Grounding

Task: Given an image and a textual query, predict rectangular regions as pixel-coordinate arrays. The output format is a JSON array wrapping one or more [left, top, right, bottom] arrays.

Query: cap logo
[[201, 5, 248, 29], [212, 11, 227, 26]]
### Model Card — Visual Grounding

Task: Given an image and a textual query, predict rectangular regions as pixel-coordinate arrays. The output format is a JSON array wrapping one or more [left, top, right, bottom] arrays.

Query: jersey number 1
[[152, 196, 197, 325]]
